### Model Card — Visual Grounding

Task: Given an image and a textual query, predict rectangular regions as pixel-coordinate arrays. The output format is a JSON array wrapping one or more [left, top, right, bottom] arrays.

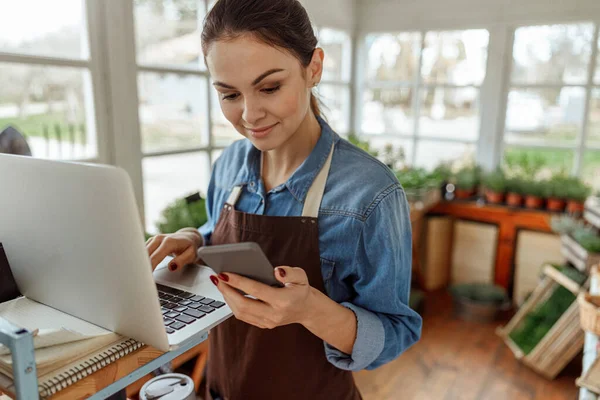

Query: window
[[0, 0, 98, 161], [134, 0, 214, 233], [315, 27, 352, 135], [502, 23, 600, 189], [361, 29, 489, 169]]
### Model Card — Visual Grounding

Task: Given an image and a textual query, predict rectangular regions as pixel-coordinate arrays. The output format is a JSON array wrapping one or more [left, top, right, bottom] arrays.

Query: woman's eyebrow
[[212, 68, 285, 89]]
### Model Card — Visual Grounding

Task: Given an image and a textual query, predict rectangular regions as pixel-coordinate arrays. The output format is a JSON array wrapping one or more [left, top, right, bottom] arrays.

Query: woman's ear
[[307, 48, 324, 87]]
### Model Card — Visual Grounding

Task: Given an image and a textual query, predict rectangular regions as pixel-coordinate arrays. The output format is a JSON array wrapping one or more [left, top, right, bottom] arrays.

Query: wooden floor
[[353, 291, 581, 400]]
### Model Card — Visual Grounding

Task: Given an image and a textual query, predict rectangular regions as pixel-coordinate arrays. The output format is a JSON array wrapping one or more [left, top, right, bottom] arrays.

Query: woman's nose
[[242, 98, 267, 126]]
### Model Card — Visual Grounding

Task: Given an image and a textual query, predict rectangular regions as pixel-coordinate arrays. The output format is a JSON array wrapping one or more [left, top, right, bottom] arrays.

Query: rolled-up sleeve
[[323, 186, 422, 371]]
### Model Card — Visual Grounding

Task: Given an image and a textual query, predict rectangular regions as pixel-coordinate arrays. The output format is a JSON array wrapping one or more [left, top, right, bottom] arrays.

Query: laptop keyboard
[[156, 283, 225, 334]]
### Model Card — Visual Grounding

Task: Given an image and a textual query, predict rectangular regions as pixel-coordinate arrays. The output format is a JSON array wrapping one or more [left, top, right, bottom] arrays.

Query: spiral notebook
[[0, 297, 144, 398], [0, 336, 143, 398]]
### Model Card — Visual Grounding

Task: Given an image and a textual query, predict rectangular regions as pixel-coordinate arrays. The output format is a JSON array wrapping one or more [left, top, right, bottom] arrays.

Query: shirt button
[[250, 181, 255, 187]]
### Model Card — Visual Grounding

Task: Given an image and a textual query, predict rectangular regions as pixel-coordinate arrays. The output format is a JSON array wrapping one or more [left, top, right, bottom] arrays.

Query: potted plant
[[543, 176, 568, 212], [453, 167, 479, 200], [505, 178, 524, 207], [449, 283, 510, 322], [565, 179, 592, 215], [522, 179, 545, 209], [482, 169, 506, 204], [155, 192, 208, 234]]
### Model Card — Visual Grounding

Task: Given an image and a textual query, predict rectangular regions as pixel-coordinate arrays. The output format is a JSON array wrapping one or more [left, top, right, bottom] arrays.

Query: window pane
[[503, 147, 574, 175], [583, 151, 600, 191], [415, 141, 475, 171], [317, 84, 350, 134], [511, 24, 594, 85], [419, 87, 480, 141], [138, 72, 208, 153], [0, 0, 88, 59], [143, 152, 210, 234], [422, 30, 489, 85], [504, 87, 585, 146], [365, 33, 421, 82], [596, 36, 600, 84], [210, 89, 241, 147], [134, 0, 206, 69], [318, 28, 352, 82], [589, 88, 600, 147], [0, 63, 96, 160], [362, 88, 414, 135]]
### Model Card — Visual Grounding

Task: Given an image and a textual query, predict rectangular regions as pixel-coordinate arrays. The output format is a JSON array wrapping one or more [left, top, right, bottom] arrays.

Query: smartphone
[[197, 242, 283, 288]]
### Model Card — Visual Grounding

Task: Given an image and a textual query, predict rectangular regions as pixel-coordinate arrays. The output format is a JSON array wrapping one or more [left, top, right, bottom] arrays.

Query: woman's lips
[[246, 123, 278, 139]]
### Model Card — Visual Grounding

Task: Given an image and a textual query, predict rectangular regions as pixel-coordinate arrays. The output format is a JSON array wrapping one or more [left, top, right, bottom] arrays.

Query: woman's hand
[[212, 266, 313, 329], [146, 228, 203, 271]]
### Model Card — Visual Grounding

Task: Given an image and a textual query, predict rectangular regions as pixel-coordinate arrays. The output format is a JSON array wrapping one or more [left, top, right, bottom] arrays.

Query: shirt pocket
[[319, 257, 335, 295]]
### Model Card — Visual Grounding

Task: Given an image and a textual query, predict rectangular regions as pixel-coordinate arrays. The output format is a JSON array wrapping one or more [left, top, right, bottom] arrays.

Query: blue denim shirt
[[199, 117, 422, 371]]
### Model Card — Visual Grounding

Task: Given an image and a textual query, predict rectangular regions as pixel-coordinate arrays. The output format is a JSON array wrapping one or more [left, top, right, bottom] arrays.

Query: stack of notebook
[[0, 296, 143, 398]]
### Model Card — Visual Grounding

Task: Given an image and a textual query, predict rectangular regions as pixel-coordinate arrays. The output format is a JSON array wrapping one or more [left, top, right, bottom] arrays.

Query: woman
[[146, 0, 422, 398]]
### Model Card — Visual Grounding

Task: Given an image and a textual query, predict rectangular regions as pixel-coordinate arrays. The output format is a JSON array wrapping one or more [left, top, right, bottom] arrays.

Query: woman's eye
[[262, 85, 281, 94], [222, 93, 239, 101]]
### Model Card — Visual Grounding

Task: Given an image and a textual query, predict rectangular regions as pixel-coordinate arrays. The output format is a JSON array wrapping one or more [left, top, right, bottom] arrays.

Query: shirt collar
[[232, 116, 337, 203]]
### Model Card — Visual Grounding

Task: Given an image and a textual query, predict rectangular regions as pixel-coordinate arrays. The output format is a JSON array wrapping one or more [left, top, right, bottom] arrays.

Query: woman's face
[[206, 34, 323, 151]]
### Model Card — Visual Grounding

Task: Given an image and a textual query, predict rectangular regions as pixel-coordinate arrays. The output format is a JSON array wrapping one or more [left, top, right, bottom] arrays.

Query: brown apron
[[206, 143, 362, 400]]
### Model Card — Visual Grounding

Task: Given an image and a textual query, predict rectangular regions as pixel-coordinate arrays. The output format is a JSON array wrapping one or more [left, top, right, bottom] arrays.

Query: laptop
[[0, 154, 232, 351]]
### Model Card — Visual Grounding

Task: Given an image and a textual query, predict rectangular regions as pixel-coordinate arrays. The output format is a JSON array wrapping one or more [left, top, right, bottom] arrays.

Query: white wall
[[302, 0, 357, 31], [358, 0, 600, 33]]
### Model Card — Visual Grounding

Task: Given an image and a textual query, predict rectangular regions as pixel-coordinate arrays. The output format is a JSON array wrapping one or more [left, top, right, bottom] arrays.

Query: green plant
[[431, 162, 453, 182], [155, 192, 208, 234], [504, 151, 547, 179], [449, 283, 507, 304], [509, 265, 587, 354], [482, 169, 507, 193], [550, 215, 584, 236], [396, 168, 441, 190], [453, 167, 479, 190], [566, 180, 592, 203], [506, 177, 525, 195], [347, 133, 378, 157], [572, 228, 600, 253], [521, 179, 546, 198], [542, 175, 571, 199]]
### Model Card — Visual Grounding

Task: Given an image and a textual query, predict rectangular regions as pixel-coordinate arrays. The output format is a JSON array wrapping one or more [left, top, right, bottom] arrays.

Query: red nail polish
[[169, 262, 177, 271], [210, 275, 219, 286], [218, 273, 229, 282], [278, 268, 286, 278]]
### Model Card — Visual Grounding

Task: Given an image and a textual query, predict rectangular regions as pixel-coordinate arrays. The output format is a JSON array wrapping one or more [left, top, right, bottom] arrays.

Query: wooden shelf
[[429, 200, 553, 292]]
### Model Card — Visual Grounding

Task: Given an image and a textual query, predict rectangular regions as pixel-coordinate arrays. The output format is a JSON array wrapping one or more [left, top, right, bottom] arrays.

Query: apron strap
[[224, 142, 335, 217], [225, 186, 242, 207], [302, 142, 335, 218]]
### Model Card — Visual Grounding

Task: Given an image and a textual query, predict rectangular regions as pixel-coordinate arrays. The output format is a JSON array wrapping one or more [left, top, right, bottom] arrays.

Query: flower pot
[[525, 195, 544, 209], [449, 283, 510, 323], [455, 188, 475, 200], [546, 198, 566, 212], [566, 200, 585, 215], [506, 192, 523, 207], [485, 191, 505, 204]]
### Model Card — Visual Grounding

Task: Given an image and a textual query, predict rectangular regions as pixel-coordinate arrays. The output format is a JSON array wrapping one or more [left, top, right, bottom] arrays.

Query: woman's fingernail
[[278, 268, 286, 278], [210, 275, 219, 286], [169, 262, 177, 271], [218, 273, 229, 282]]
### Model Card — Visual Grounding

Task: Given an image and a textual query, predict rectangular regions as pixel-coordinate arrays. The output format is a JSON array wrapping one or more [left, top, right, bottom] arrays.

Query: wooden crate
[[496, 264, 587, 379], [585, 197, 600, 230], [561, 234, 600, 272]]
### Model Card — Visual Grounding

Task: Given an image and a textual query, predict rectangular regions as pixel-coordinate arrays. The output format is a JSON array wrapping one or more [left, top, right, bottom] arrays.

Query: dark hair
[[201, 0, 321, 117]]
